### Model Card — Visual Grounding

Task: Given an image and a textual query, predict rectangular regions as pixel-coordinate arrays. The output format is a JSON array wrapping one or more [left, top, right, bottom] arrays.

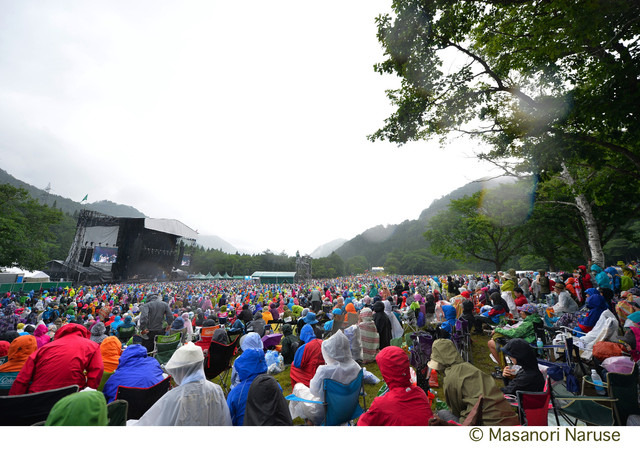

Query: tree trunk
[[560, 163, 605, 267]]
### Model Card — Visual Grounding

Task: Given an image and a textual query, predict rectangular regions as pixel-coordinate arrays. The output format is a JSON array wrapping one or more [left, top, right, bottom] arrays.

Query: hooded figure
[[10, 323, 103, 395], [34, 323, 51, 349], [358, 346, 433, 426], [0, 335, 37, 373], [181, 312, 193, 342], [372, 301, 391, 350], [249, 311, 266, 337], [358, 307, 379, 363], [226, 333, 269, 426], [428, 339, 518, 426], [102, 344, 165, 403], [591, 264, 612, 290], [0, 340, 10, 358], [289, 330, 361, 425], [132, 342, 231, 426], [499, 338, 544, 396], [90, 322, 108, 344], [45, 390, 108, 426], [440, 305, 458, 337], [290, 324, 324, 388], [280, 323, 299, 365], [383, 300, 404, 339], [100, 336, 123, 373], [575, 289, 609, 334], [244, 374, 293, 426]]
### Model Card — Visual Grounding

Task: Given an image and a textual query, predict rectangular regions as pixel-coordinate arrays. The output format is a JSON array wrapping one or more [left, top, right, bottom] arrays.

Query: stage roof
[[144, 218, 198, 240]]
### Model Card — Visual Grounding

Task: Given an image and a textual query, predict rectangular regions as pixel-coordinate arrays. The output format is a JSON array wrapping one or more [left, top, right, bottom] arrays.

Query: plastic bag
[[363, 369, 380, 385], [602, 355, 635, 374], [265, 350, 284, 374]]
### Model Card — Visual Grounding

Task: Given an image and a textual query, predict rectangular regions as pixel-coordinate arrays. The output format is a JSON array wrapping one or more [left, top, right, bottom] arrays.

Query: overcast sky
[[0, 0, 502, 255]]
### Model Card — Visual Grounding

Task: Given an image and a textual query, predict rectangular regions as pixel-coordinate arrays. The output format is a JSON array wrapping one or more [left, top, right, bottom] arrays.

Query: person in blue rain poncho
[[226, 332, 268, 426]]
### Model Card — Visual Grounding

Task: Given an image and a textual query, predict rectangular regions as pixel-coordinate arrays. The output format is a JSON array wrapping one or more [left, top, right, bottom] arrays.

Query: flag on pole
[[81, 194, 88, 202]]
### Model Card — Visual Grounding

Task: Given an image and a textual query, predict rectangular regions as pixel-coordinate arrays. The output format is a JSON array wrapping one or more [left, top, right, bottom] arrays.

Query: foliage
[[371, 0, 640, 265], [371, 0, 640, 175], [424, 185, 531, 271], [0, 184, 64, 270]]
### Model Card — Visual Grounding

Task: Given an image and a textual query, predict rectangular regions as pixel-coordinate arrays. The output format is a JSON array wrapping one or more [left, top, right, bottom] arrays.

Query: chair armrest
[[285, 394, 323, 404]]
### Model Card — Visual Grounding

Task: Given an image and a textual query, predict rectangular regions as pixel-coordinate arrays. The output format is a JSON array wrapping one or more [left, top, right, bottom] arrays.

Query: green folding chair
[[152, 332, 181, 365]]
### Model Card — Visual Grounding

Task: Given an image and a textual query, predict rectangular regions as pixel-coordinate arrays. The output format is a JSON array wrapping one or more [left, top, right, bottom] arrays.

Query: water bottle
[[536, 338, 544, 356], [591, 369, 605, 395]]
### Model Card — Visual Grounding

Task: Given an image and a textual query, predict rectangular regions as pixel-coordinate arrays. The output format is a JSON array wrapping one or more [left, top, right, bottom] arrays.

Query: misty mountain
[[310, 238, 348, 258], [0, 168, 146, 218], [334, 180, 489, 265], [196, 235, 240, 254]]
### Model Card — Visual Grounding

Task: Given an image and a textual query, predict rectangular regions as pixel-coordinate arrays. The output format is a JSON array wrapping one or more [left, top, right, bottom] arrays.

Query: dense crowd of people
[[1, 260, 639, 426]]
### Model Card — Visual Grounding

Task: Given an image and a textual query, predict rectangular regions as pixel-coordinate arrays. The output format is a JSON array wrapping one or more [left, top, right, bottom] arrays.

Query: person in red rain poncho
[[357, 346, 433, 426], [10, 323, 103, 395]]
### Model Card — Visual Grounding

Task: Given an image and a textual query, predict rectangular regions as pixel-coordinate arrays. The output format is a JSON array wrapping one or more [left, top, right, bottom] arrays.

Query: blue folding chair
[[286, 369, 366, 425]]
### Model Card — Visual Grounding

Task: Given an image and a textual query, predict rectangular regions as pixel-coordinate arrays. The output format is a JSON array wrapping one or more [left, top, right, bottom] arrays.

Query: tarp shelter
[[250, 271, 296, 284]]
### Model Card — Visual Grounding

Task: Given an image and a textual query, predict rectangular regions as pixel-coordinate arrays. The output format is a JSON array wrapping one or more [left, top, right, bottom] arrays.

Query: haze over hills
[[2, 167, 503, 260], [310, 238, 348, 258], [0, 168, 146, 218], [333, 180, 494, 266]]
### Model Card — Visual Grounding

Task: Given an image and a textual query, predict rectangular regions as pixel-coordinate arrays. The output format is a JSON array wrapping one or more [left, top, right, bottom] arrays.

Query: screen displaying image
[[181, 255, 191, 267], [92, 246, 118, 264]]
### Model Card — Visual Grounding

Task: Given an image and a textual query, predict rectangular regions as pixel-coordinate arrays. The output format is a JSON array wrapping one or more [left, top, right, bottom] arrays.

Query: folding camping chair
[[0, 371, 19, 396], [115, 376, 171, 420], [606, 362, 640, 425], [204, 334, 240, 395], [409, 331, 435, 394], [106, 399, 129, 426], [0, 385, 79, 426], [451, 318, 472, 362], [194, 325, 220, 353], [116, 325, 136, 345], [286, 369, 367, 426], [515, 376, 560, 426], [151, 332, 181, 365]]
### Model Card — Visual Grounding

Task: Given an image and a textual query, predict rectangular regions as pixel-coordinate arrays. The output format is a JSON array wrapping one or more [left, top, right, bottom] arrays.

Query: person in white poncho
[[289, 329, 361, 425], [383, 300, 404, 339], [130, 342, 232, 426]]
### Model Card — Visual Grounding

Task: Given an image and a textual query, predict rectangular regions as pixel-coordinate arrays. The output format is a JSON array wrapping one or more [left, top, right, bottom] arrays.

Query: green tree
[[345, 255, 369, 275], [0, 184, 63, 270], [424, 189, 530, 271], [371, 0, 640, 266]]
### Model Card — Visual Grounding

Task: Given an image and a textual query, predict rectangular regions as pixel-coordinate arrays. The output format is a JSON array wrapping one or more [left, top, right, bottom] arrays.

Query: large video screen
[[181, 255, 191, 267], [92, 246, 118, 264]]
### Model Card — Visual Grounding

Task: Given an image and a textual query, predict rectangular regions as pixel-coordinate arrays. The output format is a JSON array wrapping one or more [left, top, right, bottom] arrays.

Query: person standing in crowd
[[139, 293, 173, 352]]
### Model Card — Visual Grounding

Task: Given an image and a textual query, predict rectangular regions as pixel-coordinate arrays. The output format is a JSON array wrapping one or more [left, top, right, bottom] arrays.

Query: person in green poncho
[[428, 339, 518, 426], [45, 390, 108, 426]]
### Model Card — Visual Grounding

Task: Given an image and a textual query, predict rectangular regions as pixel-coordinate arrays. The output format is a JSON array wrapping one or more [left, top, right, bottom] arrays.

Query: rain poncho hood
[[383, 300, 404, 339], [357, 346, 433, 426], [244, 374, 292, 426], [0, 335, 37, 372], [45, 390, 108, 426], [89, 322, 107, 343], [100, 336, 122, 373], [102, 344, 165, 403]]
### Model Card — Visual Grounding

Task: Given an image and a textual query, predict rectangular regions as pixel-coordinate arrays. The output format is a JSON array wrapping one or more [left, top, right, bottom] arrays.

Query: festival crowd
[[1, 260, 639, 426]]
